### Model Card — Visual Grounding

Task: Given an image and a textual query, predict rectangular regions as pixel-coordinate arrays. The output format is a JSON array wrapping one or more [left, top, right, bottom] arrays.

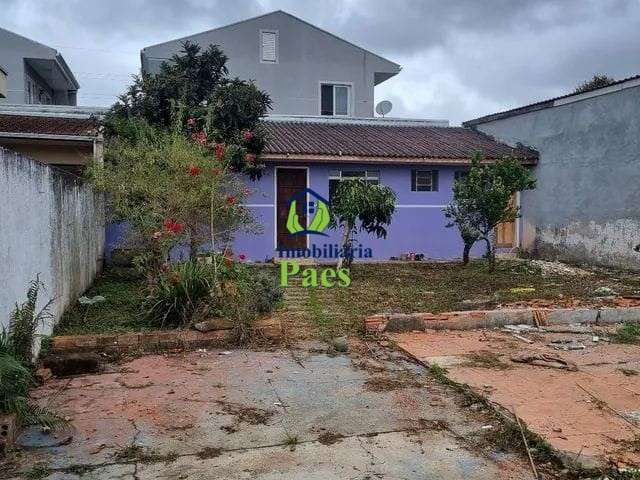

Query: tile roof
[[261, 120, 537, 164], [0, 114, 98, 137]]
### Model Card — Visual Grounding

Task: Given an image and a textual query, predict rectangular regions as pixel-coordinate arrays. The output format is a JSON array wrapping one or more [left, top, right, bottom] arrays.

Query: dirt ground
[[391, 326, 640, 470], [4, 341, 554, 480]]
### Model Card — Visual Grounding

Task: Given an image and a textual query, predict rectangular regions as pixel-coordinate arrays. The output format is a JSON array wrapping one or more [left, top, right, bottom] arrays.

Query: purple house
[[232, 116, 538, 262], [106, 11, 539, 264]]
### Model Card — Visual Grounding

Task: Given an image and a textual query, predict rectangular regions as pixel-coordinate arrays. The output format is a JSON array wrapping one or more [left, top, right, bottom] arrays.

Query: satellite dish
[[375, 100, 393, 117]]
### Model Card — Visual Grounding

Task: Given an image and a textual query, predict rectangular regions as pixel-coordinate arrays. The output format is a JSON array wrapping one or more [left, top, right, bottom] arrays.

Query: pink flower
[[243, 130, 253, 141], [191, 130, 207, 145], [186, 117, 196, 127], [245, 152, 257, 164], [188, 165, 201, 177], [225, 195, 236, 205], [215, 143, 225, 160], [239, 254, 246, 261]]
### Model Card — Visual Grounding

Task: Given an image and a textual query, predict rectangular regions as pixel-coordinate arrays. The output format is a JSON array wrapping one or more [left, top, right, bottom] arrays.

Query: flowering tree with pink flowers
[[89, 126, 255, 271], [91, 42, 272, 278]]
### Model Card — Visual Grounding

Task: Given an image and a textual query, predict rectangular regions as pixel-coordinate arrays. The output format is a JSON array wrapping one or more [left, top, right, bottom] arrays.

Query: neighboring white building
[[141, 10, 401, 118], [0, 27, 79, 106]]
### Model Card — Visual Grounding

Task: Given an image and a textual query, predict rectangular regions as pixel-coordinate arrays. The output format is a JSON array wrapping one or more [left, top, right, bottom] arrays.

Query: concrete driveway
[[7, 341, 537, 479]]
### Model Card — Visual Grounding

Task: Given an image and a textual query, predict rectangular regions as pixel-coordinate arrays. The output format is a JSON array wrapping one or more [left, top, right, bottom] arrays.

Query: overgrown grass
[[306, 288, 335, 339], [613, 323, 640, 344], [56, 265, 283, 338], [23, 464, 50, 479], [281, 260, 640, 338], [55, 271, 151, 336], [57, 260, 639, 339]]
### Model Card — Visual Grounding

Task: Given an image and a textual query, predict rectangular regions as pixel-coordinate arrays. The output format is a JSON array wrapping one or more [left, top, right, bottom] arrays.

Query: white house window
[[321, 84, 351, 116], [260, 30, 278, 63], [328, 170, 379, 199], [411, 170, 439, 192]]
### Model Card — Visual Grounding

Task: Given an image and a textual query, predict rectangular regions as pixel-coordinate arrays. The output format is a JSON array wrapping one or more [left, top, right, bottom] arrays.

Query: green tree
[[445, 153, 536, 270], [573, 74, 615, 94], [329, 179, 396, 269], [443, 196, 482, 265], [107, 41, 271, 180]]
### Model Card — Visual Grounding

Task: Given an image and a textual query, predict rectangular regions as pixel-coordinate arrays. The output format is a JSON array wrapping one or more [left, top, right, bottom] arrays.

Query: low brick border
[[51, 319, 281, 354], [365, 306, 640, 333]]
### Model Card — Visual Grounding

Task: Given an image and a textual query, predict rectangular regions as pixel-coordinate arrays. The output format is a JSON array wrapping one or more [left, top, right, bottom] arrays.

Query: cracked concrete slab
[[7, 344, 538, 479], [392, 329, 640, 468]]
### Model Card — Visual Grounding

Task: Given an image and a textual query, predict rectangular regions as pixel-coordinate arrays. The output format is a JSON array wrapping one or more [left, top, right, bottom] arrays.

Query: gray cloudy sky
[[3, 0, 639, 124]]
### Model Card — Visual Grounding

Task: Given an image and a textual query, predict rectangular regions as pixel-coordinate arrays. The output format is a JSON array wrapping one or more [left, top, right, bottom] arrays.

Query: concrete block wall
[[472, 84, 640, 270], [0, 148, 104, 343]]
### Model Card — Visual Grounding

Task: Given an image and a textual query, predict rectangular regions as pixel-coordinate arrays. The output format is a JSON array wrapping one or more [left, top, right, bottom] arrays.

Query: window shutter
[[261, 31, 277, 62], [432, 170, 439, 191], [411, 170, 417, 191]]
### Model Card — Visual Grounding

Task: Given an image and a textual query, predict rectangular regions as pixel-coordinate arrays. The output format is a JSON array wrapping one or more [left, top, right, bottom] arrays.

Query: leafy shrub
[[613, 323, 640, 344], [1, 290, 65, 429], [245, 270, 283, 314], [0, 350, 64, 429], [144, 260, 214, 327], [9, 277, 53, 365]]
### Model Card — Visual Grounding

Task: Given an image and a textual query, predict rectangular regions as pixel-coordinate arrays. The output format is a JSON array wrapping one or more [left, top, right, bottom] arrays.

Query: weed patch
[[613, 323, 640, 344], [24, 464, 50, 479], [462, 351, 511, 370], [317, 432, 344, 445], [363, 372, 422, 392], [196, 447, 222, 459]]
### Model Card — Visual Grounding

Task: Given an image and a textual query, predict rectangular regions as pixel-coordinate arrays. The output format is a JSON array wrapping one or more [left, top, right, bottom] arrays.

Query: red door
[[277, 168, 307, 250]]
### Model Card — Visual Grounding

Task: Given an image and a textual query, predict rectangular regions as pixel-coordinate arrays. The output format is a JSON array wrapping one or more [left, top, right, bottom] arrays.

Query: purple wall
[[233, 163, 485, 262], [105, 162, 488, 263]]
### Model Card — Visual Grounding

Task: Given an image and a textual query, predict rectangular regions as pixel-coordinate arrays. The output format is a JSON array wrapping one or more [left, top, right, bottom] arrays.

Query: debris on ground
[[193, 318, 233, 332], [510, 353, 578, 371], [502, 324, 538, 334], [526, 259, 594, 277], [548, 340, 586, 351], [331, 336, 348, 352]]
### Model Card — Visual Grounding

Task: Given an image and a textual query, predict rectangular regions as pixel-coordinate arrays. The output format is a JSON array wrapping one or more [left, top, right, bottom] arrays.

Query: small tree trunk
[[336, 221, 352, 270], [189, 234, 198, 261], [462, 242, 472, 265], [484, 237, 495, 271]]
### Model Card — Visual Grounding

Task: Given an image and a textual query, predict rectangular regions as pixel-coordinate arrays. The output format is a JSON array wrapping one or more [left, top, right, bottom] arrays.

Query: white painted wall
[[0, 148, 104, 342]]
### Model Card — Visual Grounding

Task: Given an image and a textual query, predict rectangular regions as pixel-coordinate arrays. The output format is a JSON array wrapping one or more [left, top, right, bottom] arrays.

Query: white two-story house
[[0, 26, 79, 106], [141, 10, 401, 118]]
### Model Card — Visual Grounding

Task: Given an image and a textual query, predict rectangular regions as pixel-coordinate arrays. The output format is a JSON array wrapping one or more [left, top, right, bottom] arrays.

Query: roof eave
[[259, 153, 537, 166], [0, 132, 96, 142], [54, 53, 80, 90]]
